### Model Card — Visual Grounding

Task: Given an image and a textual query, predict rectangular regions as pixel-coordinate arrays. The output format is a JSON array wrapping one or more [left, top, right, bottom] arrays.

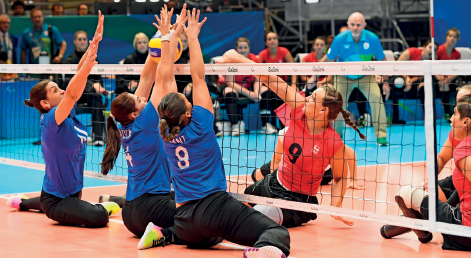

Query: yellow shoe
[[138, 222, 166, 250], [99, 202, 120, 216]]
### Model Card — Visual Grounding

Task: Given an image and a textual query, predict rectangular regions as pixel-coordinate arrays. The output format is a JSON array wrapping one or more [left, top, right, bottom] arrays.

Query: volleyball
[[394, 77, 405, 88], [148, 31, 183, 63], [253, 205, 283, 225]]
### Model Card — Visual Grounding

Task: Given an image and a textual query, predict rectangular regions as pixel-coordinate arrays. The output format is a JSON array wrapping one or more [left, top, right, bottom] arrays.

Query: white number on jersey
[[175, 146, 190, 169]]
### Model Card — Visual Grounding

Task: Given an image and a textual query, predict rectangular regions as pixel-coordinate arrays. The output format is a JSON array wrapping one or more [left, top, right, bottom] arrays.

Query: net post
[[423, 60, 437, 232]]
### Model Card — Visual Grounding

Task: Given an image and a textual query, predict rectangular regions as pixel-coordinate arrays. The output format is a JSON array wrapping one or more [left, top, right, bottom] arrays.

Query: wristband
[[161, 29, 176, 42]]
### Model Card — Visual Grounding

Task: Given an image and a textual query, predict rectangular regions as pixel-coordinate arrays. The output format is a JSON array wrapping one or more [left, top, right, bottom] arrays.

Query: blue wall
[[434, 0, 470, 47]]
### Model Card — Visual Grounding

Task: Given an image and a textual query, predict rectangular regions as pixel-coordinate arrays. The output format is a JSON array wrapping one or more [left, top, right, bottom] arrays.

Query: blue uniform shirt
[[118, 102, 171, 201], [326, 29, 385, 79], [163, 106, 227, 203], [20, 23, 64, 64], [41, 104, 86, 198]]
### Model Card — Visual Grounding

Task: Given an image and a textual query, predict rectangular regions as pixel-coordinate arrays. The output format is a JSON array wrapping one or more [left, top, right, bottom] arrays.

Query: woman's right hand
[[93, 11, 104, 43], [83, 41, 98, 70], [154, 5, 173, 36]]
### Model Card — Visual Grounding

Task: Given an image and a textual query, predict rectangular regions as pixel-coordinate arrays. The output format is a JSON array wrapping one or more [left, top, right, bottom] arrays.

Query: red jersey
[[408, 47, 423, 61], [453, 135, 471, 226], [233, 74, 256, 89], [259, 47, 290, 82], [449, 130, 462, 148], [437, 44, 461, 60], [248, 53, 260, 63], [302, 52, 327, 82], [278, 104, 344, 196]]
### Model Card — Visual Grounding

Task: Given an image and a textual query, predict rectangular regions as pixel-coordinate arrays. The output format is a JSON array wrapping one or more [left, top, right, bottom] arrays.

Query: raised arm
[[153, 4, 188, 108], [221, 49, 304, 110], [77, 12, 103, 72], [184, 9, 212, 113], [55, 36, 100, 126]]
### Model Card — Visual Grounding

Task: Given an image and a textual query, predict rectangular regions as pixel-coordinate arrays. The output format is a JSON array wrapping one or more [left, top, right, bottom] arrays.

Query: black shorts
[[174, 191, 290, 256], [244, 170, 318, 228], [439, 175, 456, 200], [40, 190, 109, 228], [420, 196, 471, 251], [122, 193, 176, 237]]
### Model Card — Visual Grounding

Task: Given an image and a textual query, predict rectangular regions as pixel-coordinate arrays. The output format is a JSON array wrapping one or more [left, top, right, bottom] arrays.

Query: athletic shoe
[[6, 195, 22, 210], [99, 195, 126, 208], [260, 123, 277, 135], [98, 202, 120, 216], [215, 130, 224, 138], [377, 137, 388, 146], [232, 124, 240, 137], [357, 115, 366, 128], [98, 194, 111, 203], [16, 194, 29, 200], [443, 114, 451, 123], [94, 140, 104, 147], [243, 246, 286, 258], [138, 222, 166, 250]]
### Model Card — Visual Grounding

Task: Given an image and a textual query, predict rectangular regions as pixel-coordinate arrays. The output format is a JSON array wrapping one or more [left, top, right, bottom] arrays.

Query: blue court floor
[[0, 120, 452, 195]]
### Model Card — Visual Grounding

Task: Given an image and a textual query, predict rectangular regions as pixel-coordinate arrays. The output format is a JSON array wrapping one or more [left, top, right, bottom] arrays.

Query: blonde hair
[[236, 37, 250, 49], [133, 32, 149, 49]]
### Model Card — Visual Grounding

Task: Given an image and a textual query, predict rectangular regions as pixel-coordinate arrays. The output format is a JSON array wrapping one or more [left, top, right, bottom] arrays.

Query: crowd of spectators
[[0, 5, 468, 146]]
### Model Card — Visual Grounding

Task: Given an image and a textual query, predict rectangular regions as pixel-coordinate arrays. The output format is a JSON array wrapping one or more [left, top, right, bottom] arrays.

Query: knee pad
[[398, 185, 428, 211], [253, 205, 283, 225]]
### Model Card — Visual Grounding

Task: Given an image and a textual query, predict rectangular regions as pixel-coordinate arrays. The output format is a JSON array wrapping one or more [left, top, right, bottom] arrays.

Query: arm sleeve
[[52, 27, 65, 45], [134, 101, 160, 131], [189, 106, 215, 135], [372, 36, 385, 60], [326, 38, 340, 60]]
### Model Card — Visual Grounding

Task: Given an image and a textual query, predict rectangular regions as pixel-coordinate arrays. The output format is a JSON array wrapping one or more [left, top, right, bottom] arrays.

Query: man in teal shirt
[[322, 12, 389, 146], [20, 9, 67, 64]]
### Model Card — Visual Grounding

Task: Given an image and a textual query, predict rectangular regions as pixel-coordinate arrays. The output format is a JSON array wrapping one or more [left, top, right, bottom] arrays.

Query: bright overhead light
[[306, 0, 320, 3]]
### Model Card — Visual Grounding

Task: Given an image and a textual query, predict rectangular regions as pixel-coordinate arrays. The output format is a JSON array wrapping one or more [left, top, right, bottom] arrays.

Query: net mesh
[[1, 61, 470, 238]]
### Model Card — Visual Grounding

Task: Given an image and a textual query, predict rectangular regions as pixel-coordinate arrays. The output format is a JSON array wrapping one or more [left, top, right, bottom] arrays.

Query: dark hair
[[157, 93, 188, 142], [423, 39, 439, 49], [77, 3, 88, 12], [456, 94, 471, 120], [51, 3, 63, 12], [265, 31, 277, 42], [101, 93, 136, 175], [0, 51, 8, 62], [320, 85, 367, 140], [24, 80, 50, 114], [12, 1, 25, 10]]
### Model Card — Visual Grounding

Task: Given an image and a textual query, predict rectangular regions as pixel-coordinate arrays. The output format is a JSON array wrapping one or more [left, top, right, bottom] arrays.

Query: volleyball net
[[0, 60, 470, 238]]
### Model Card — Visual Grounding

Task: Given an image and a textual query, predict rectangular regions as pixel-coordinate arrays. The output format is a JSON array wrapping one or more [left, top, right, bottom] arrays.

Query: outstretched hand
[[83, 41, 98, 70], [183, 8, 207, 39], [171, 4, 188, 36], [154, 5, 174, 36], [220, 49, 245, 64], [93, 11, 104, 43], [331, 215, 354, 226]]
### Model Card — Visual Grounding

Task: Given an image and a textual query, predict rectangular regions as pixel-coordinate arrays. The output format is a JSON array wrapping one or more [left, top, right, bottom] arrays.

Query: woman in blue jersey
[[99, 6, 188, 241], [138, 8, 290, 258], [8, 13, 120, 227]]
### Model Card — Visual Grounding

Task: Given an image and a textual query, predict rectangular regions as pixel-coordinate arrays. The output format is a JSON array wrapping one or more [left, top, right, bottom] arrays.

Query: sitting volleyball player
[[220, 49, 367, 228], [7, 13, 120, 227], [99, 5, 189, 241], [251, 129, 364, 190], [388, 95, 471, 251], [138, 8, 290, 257]]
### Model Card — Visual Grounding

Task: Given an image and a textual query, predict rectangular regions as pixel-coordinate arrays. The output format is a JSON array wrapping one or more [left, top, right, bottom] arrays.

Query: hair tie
[[162, 115, 167, 120], [110, 113, 115, 118]]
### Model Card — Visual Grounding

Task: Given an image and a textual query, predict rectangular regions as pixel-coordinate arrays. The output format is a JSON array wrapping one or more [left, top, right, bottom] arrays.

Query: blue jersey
[[163, 106, 227, 203], [41, 104, 86, 198], [118, 102, 171, 201], [326, 29, 385, 79]]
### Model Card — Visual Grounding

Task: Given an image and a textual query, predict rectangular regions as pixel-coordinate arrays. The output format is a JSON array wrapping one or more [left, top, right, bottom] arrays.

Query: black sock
[[110, 195, 126, 208], [161, 228, 180, 244]]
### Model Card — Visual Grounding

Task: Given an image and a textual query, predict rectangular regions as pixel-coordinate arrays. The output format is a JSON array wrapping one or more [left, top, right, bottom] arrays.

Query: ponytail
[[341, 109, 367, 140], [24, 99, 34, 108], [100, 116, 121, 175], [159, 117, 181, 142]]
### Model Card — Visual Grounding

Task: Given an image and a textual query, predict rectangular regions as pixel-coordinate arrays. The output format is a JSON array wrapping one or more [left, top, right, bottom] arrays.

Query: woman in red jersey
[[221, 49, 367, 228]]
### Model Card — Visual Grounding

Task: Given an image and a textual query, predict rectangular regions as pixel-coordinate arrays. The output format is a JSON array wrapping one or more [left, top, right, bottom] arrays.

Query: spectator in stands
[[63, 30, 105, 146], [258, 32, 296, 86], [77, 4, 88, 16], [394, 39, 438, 124], [20, 9, 67, 64], [339, 26, 348, 33], [300, 36, 332, 94], [116, 32, 149, 95], [51, 3, 64, 16], [321, 12, 389, 146], [12, 1, 25, 16], [0, 14, 17, 64], [222, 37, 277, 136], [436, 27, 461, 122]]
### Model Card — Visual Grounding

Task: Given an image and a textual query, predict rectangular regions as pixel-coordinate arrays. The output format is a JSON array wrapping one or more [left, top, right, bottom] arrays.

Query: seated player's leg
[[40, 190, 119, 228], [251, 161, 272, 182], [222, 87, 242, 136], [173, 191, 290, 256], [438, 175, 455, 200], [420, 195, 471, 251], [99, 194, 126, 208], [7, 194, 43, 212]]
